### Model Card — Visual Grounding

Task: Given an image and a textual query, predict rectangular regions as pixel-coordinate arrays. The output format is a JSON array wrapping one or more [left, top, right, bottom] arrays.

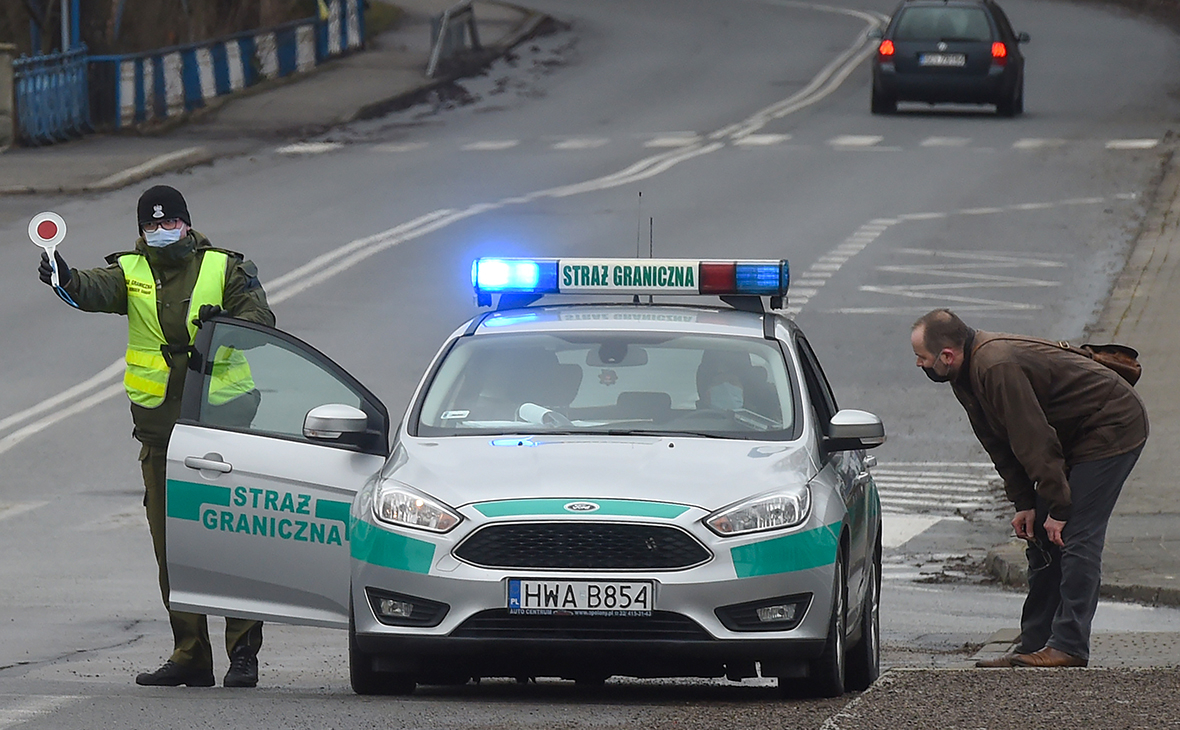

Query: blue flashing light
[[472, 258, 559, 293], [735, 262, 788, 295], [491, 438, 537, 447]]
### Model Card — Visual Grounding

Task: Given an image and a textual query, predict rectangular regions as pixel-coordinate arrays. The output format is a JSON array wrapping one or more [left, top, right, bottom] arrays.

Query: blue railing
[[13, 45, 91, 145], [89, 0, 365, 130]]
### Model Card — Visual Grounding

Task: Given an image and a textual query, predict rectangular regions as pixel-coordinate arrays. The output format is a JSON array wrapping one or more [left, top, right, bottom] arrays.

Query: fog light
[[378, 599, 414, 619], [756, 604, 797, 623]]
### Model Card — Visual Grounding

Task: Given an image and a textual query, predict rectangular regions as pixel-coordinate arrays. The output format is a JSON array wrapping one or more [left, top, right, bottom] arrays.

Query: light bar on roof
[[472, 257, 789, 299]]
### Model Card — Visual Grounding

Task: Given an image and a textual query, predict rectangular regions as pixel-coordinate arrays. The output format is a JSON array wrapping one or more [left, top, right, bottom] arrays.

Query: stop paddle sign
[[29, 212, 67, 287]]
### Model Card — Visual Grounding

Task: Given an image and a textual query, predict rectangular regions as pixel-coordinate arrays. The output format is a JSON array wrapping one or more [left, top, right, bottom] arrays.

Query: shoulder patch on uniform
[[238, 260, 262, 290]]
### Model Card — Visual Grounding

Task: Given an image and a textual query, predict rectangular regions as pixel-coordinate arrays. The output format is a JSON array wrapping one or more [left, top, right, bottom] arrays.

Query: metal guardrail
[[89, 0, 365, 131], [426, 0, 483, 78], [13, 45, 91, 146]]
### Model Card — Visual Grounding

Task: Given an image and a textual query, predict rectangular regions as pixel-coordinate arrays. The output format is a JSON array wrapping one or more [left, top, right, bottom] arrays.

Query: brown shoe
[[1011, 647, 1088, 668], [975, 653, 1023, 668]]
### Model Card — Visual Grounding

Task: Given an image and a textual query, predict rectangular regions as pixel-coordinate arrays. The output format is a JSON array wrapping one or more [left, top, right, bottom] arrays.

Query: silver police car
[[165, 257, 885, 697]]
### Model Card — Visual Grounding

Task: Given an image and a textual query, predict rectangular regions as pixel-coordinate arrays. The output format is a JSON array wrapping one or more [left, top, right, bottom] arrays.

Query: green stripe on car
[[730, 521, 841, 578], [351, 519, 435, 574], [473, 498, 689, 518], [166, 480, 231, 521]]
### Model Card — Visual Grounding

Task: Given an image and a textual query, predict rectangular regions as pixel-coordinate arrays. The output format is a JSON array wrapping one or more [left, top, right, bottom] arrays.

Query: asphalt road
[[2, 0, 1180, 726]]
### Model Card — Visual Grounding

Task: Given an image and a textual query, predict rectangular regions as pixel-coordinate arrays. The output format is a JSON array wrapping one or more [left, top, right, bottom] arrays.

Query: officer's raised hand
[[192, 304, 223, 329], [38, 250, 71, 287]]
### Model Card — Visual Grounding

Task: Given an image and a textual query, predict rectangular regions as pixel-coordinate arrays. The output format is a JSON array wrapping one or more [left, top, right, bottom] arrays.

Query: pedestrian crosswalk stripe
[[871, 461, 1004, 516], [276, 141, 343, 154]]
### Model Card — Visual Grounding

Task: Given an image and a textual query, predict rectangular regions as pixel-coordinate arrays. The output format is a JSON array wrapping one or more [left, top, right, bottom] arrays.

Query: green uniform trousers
[[141, 443, 263, 668]]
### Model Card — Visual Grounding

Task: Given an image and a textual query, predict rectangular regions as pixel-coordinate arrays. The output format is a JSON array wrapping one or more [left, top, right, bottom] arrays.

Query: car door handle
[[853, 472, 872, 488], [184, 456, 232, 473]]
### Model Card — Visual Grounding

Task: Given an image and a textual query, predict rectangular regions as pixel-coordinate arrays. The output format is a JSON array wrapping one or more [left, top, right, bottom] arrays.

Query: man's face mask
[[922, 353, 952, 383], [144, 226, 185, 248], [708, 381, 743, 411]]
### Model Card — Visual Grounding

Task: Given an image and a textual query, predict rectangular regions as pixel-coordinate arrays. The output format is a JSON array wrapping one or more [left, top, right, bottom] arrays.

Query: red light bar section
[[700, 263, 737, 293]]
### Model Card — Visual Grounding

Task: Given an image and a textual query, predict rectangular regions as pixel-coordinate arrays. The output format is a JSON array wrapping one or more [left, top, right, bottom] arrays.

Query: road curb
[[984, 539, 1180, 607]]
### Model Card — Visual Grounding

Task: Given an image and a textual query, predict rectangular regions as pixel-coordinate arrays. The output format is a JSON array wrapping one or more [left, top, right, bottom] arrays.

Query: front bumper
[[349, 505, 842, 679]]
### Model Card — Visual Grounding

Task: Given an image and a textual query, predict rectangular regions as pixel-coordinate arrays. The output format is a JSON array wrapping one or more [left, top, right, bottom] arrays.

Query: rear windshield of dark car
[[893, 7, 993, 42]]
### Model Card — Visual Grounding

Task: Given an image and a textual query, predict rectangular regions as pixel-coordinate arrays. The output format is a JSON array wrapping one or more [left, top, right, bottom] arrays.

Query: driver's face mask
[[708, 381, 744, 411]]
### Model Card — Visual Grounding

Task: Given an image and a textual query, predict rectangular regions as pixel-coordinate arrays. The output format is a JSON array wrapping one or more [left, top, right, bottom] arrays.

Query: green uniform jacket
[[62, 231, 276, 446]]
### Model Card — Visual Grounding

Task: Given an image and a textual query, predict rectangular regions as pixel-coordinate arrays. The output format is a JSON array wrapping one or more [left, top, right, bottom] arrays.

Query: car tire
[[997, 79, 1023, 117], [349, 598, 416, 696], [871, 87, 896, 115], [846, 539, 881, 691], [794, 554, 847, 698]]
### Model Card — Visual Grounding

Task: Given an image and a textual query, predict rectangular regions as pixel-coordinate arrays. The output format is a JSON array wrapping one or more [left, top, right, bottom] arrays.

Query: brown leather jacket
[[951, 330, 1148, 521]]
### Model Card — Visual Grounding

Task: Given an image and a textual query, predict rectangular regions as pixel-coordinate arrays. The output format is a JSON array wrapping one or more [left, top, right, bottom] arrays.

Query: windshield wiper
[[599, 429, 741, 440]]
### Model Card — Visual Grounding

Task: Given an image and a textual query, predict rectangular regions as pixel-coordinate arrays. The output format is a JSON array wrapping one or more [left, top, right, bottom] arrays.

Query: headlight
[[705, 485, 811, 536], [373, 482, 461, 533]]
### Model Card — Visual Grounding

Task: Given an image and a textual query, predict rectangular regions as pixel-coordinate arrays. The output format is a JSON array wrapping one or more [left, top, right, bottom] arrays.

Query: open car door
[[166, 317, 389, 629]]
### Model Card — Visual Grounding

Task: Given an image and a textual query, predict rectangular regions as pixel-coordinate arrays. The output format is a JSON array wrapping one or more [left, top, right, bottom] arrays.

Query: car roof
[[468, 303, 798, 339], [898, 0, 999, 8]]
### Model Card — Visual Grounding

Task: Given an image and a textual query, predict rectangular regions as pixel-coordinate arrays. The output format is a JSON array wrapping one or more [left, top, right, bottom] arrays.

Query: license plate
[[508, 579, 654, 616], [919, 53, 966, 67]]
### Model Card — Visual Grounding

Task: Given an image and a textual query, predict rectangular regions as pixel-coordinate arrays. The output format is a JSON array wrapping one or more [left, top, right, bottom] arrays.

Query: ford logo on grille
[[564, 501, 600, 513]]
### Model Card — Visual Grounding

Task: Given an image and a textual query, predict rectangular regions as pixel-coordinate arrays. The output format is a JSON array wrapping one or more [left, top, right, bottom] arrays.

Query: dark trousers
[[141, 443, 263, 669], [1019, 446, 1142, 660]]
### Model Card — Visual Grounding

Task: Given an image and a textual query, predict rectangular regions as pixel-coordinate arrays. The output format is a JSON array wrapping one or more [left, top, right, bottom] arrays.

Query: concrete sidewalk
[[984, 149, 1180, 609], [0, 0, 549, 195]]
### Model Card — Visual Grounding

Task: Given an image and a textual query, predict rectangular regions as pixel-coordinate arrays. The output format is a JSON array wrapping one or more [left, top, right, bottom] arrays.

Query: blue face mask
[[708, 382, 743, 411], [144, 227, 185, 248]]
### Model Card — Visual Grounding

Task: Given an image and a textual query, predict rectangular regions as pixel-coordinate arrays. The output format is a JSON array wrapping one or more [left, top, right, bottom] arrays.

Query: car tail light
[[991, 42, 1008, 65], [878, 39, 895, 57]]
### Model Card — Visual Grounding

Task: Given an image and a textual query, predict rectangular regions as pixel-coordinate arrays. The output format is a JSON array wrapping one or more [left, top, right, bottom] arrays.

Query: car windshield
[[893, 7, 993, 42], [415, 331, 797, 439]]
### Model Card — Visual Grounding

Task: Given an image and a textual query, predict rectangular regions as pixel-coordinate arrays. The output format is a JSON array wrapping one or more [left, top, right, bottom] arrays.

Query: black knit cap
[[137, 185, 191, 229]]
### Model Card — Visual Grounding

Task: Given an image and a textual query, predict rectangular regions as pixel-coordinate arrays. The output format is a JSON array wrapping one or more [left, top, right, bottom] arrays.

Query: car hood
[[382, 435, 816, 512]]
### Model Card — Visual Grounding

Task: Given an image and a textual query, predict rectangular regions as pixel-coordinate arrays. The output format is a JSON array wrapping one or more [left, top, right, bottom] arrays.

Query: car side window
[[795, 336, 839, 436], [186, 320, 387, 453]]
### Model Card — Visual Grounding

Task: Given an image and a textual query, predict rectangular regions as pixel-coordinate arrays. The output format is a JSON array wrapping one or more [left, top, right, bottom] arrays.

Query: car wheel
[[997, 80, 1023, 117], [793, 554, 847, 698], [349, 598, 416, 696], [871, 87, 897, 115], [846, 539, 881, 691]]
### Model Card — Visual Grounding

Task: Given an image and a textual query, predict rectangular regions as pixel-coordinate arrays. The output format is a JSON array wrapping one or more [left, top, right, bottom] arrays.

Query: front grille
[[453, 522, 711, 570], [451, 609, 712, 640]]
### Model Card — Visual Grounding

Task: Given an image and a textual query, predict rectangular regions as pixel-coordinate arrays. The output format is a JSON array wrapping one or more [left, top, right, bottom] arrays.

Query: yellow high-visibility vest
[[120, 251, 254, 408]]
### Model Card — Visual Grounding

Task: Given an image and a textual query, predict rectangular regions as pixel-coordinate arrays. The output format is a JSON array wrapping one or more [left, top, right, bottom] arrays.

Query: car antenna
[[634, 192, 643, 304], [648, 217, 654, 303]]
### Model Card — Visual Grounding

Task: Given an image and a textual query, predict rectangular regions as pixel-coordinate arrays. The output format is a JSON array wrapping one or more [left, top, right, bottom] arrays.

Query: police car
[[166, 257, 885, 697]]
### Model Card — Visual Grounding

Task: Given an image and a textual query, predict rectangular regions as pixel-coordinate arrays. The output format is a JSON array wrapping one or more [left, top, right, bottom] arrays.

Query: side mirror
[[304, 404, 369, 441], [867, 27, 884, 40], [823, 409, 886, 452], [1017, 31, 1030, 43]]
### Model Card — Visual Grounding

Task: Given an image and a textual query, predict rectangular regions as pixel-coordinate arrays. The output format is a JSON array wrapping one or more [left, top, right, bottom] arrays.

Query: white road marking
[[732, 133, 791, 146], [644, 135, 701, 148], [881, 515, 943, 548], [1013, 138, 1066, 149], [872, 461, 1004, 517], [828, 135, 882, 147], [1106, 138, 1159, 150], [897, 212, 948, 221], [0, 501, 49, 522], [462, 140, 519, 151], [0, 696, 80, 729], [371, 141, 428, 153], [275, 141, 343, 155], [551, 138, 610, 150], [920, 136, 970, 147]]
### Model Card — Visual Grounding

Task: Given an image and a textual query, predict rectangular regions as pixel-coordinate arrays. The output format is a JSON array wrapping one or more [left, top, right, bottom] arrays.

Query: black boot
[[135, 660, 215, 687], [224, 646, 259, 688]]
